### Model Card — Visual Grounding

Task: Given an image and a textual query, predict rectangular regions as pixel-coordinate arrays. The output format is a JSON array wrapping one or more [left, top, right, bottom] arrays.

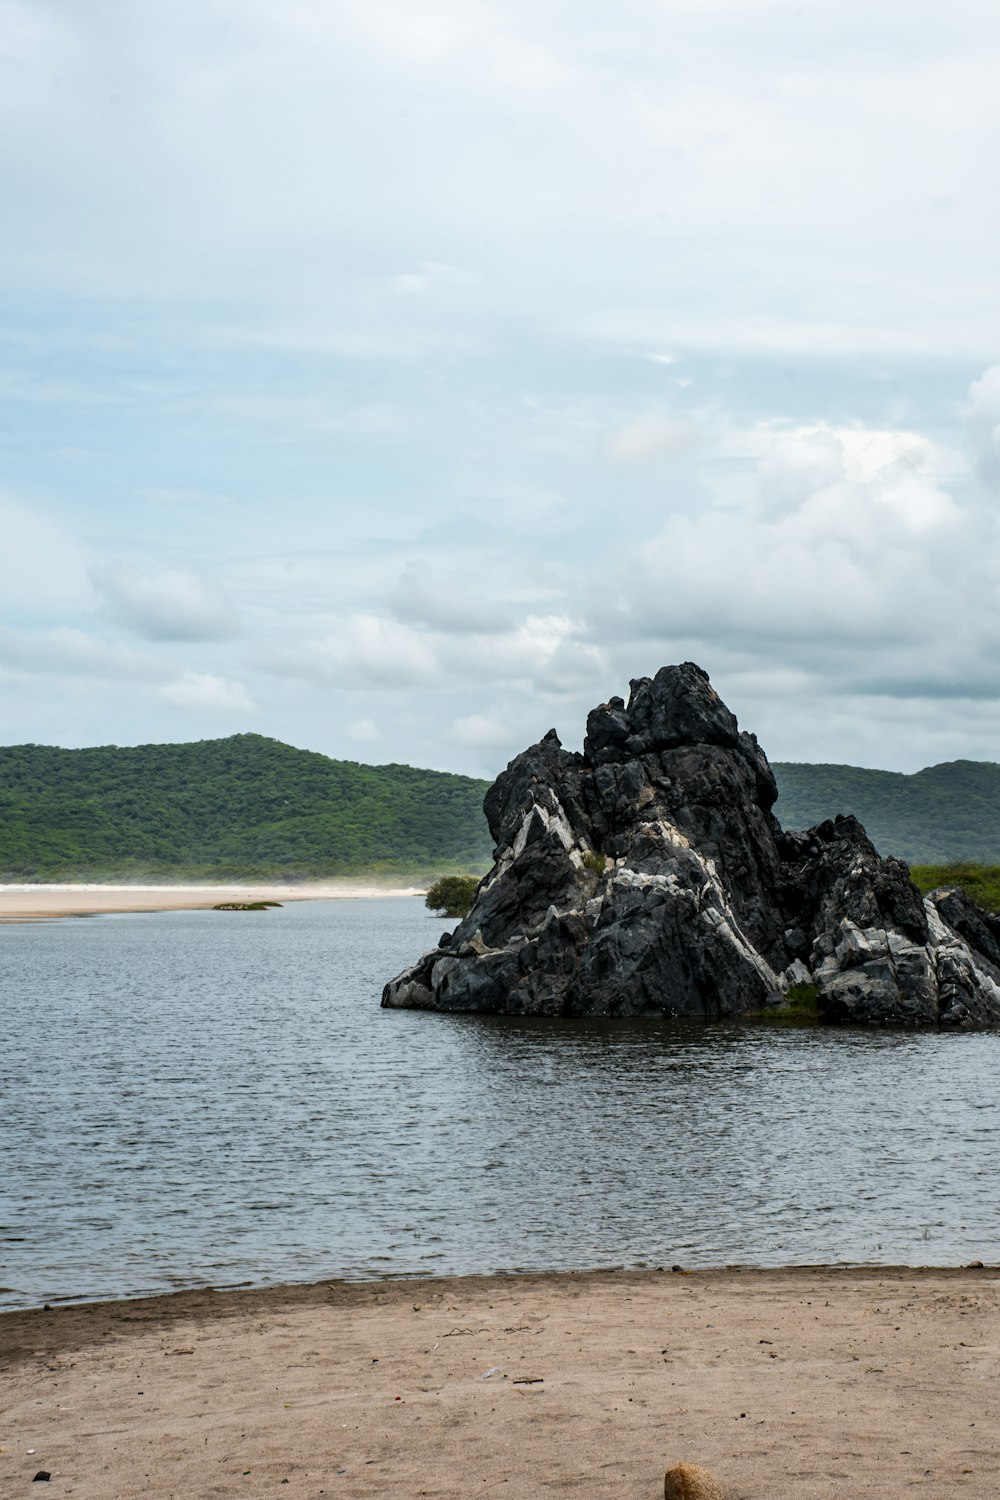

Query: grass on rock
[[909, 862, 1000, 913]]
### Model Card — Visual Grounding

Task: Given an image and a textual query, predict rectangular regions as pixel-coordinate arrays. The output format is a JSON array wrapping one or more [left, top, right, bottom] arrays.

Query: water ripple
[[1, 897, 999, 1309]]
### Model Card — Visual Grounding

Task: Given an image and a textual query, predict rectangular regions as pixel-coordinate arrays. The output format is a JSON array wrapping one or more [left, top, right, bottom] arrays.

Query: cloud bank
[[2, 3, 1000, 775], [90, 564, 240, 641]]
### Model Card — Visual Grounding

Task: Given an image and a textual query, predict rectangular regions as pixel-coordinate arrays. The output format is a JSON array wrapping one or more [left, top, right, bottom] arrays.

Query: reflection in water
[[1, 898, 997, 1309]]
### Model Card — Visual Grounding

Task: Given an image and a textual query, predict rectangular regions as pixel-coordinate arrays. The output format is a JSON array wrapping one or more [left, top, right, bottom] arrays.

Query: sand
[[2, 1265, 998, 1498], [0, 882, 426, 923]]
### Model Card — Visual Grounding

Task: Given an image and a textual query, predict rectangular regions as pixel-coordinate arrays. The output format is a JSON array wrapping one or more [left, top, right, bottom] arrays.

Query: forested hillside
[[0, 734, 493, 880], [3, 733, 998, 880], [772, 759, 1000, 864]]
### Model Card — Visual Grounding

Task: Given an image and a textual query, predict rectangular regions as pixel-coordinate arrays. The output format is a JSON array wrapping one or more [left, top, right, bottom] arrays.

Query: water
[[1, 897, 998, 1311]]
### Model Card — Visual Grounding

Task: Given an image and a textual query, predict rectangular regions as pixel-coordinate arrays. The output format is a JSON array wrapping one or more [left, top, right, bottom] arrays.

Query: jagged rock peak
[[384, 663, 1000, 1028], [586, 661, 739, 758]]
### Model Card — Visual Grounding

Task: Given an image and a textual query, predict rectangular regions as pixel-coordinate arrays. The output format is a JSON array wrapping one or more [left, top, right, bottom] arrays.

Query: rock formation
[[383, 663, 1000, 1027]]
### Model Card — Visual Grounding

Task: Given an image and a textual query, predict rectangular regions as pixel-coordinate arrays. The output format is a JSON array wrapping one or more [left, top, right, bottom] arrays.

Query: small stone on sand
[[664, 1461, 727, 1500]]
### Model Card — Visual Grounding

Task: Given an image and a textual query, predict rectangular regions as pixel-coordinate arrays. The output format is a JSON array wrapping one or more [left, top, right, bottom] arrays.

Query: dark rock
[[383, 663, 1000, 1027], [33, 1473, 51, 1483]]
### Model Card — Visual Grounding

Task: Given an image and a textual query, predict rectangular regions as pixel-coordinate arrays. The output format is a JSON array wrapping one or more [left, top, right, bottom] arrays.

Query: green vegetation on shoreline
[[909, 863, 1000, 914], [0, 734, 492, 881], [748, 982, 822, 1025], [424, 874, 480, 917]]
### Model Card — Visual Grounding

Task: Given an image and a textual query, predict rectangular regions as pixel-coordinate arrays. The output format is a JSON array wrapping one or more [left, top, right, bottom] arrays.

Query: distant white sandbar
[[0, 880, 425, 922]]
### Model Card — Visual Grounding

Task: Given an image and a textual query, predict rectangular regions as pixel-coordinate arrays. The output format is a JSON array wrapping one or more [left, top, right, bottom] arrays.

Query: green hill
[[772, 760, 1000, 864], [0, 734, 493, 881], [3, 733, 998, 881]]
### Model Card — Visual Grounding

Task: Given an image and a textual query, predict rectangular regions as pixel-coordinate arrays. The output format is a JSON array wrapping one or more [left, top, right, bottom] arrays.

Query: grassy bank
[[909, 862, 1000, 913]]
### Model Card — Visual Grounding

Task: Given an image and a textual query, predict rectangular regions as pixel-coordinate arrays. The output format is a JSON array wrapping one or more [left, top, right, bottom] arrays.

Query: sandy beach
[[0, 882, 426, 923], [2, 1265, 998, 1498]]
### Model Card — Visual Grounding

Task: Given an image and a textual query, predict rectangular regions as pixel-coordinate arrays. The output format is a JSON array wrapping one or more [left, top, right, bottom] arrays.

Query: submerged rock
[[383, 663, 1000, 1027]]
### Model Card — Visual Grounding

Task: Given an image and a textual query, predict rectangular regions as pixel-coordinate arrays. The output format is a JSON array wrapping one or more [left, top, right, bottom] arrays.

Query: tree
[[424, 873, 480, 917]]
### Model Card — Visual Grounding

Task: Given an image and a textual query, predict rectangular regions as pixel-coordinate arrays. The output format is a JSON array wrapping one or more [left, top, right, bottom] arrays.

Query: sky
[[4, 0, 1000, 778]]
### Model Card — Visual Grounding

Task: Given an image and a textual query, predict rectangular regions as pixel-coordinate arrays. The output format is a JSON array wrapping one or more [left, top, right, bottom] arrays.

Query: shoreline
[[1, 1258, 994, 1339], [1, 1257, 994, 1323], [3, 1264, 998, 1498], [0, 879, 427, 922]]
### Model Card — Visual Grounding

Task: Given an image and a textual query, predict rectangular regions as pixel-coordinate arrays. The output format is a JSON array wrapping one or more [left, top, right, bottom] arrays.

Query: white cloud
[[452, 712, 510, 748], [391, 261, 480, 296], [268, 613, 438, 689], [140, 485, 234, 509], [6, 8, 1000, 774], [744, 429, 846, 516], [0, 624, 163, 680], [0, 494, 90, 611], [450, 699, 564, 767], [390, 561, 513, 635], [338, 0, 575, 89], [475, 613, 606, 694], [964, 364, 1000, 488], [586, 409, 1000, 729], [6, 0, 1000, 359], [90, 563, 240, 641], [577, 309, 1000, 361], [346, 716, 380, 742], [717, 423, 965, 531], [261, 604, 607, 704], [157, 672, 256, 714], [605, 413, 701, 465]]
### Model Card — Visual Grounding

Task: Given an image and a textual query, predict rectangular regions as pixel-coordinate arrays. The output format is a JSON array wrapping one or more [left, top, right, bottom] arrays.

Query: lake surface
[[2, 896, 998, 1311]]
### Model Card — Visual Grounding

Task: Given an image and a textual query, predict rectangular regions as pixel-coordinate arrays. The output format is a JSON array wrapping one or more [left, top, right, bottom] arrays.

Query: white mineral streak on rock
[[833, 920, 878, 966], [510, 809, 532, 860], [612, 817, 784, 993], [613, 868, 687, 897], [925, 896, 1000, 1008], [484, 796, 580, 886], [649, 818, 692, 851], [805, 901, 966, 1022], [783, 958, 813, 986], [699, 905, 784, 991], [515, 800, 575, 856], [382, 968, 436, 1008], [925, 897, 961, 950], [430, 954, 460, 987], [820, 915, 935, 992], [815, 919, 886, 984]]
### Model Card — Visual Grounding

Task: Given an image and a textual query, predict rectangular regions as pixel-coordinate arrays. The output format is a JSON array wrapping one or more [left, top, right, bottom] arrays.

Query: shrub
[[425, 873, 480, 918], [748, 981, 820, 1025], [784, 982, 820, 1014], [212, 900, 282, 911], [582, 849, 607, 874]]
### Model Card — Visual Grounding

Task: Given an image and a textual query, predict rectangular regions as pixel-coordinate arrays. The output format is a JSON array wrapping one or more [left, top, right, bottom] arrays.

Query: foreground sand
[[0, 881, 425, 922], [2, 1266, 998, 1498]]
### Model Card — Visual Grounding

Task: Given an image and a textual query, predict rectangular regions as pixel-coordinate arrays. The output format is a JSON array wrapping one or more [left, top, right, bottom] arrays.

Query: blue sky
[[4, 0, 1000, 777]]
